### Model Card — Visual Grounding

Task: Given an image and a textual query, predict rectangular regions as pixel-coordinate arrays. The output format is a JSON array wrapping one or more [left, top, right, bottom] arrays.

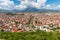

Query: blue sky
[[12, 0, 60, 5], [0, 0, 60, 11], [11, 0, 21, 5], [46, 0, 60, 5]]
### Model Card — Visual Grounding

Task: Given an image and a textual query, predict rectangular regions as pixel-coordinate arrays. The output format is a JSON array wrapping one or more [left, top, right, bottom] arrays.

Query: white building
[[35, 25, 49, 31], [18, 24, 23, 29]]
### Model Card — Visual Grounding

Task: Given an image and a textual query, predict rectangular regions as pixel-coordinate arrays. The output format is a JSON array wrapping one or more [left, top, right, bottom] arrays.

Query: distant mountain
[[0, 8, 60, 13], [12, 7, 60, 12], [0, 9, 13, 13]]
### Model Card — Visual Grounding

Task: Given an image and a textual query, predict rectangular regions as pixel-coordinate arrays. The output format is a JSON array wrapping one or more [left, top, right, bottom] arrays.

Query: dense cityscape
[[0, 12, 60, 32]]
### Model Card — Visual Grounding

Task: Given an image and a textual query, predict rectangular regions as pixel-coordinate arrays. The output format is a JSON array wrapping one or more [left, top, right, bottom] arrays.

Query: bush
[[0, 31, 60, 40]]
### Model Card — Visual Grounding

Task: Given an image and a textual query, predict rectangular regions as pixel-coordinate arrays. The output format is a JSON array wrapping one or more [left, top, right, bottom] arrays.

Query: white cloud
[[0, 0, 47, 10], [57, 5, 60, 8], [43, 4, 60, 10], [20, 0, 47, 9], [1, 0, 60, 10], [15, 5, 27, 10], [0, 0, 15, 10], [43, 5, 52, 9]]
